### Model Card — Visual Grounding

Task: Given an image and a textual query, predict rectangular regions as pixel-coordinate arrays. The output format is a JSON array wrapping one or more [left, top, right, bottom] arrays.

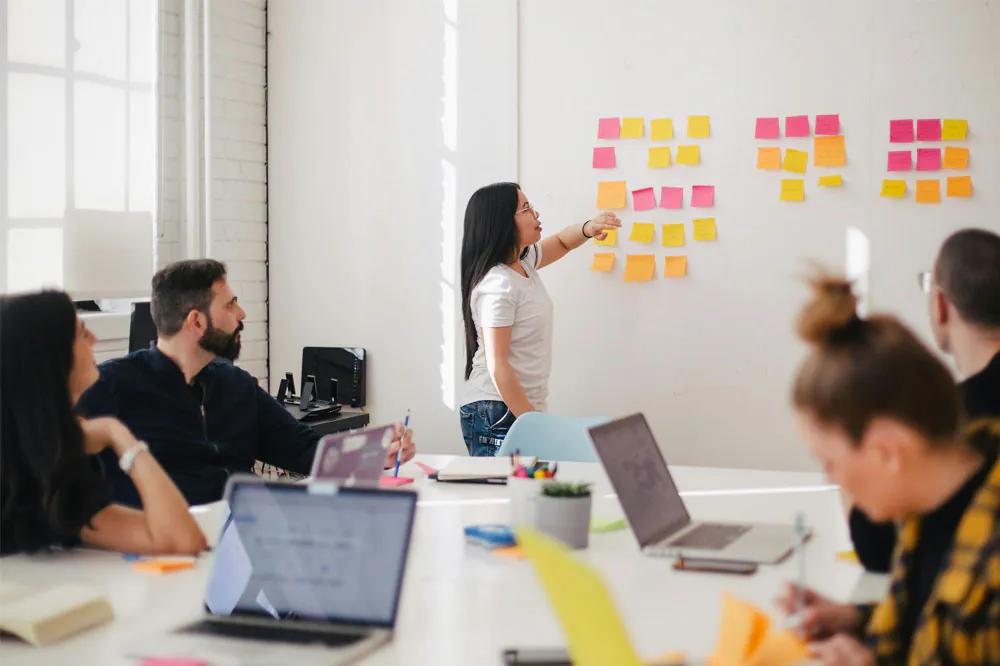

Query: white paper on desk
[[437, 456, 537, 481]]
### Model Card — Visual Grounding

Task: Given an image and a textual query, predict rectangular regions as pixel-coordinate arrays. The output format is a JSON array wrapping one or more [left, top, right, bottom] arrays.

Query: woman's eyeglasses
[[517, 203, 538, 216]]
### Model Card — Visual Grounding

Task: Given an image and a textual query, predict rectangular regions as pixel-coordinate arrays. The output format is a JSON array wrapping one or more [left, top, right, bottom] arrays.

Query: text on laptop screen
[[205, 484, 415, 627]]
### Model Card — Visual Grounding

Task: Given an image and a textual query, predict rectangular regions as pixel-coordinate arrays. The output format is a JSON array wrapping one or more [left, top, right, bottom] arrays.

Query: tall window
[[5, 0, 155, 297]]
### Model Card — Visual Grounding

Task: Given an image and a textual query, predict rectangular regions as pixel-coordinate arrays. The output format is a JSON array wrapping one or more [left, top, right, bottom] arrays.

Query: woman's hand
[[584, 212, 622, 241], [80, 417, 137, 456], [810, 634, 876, 666], [775, 583, 863, 640]]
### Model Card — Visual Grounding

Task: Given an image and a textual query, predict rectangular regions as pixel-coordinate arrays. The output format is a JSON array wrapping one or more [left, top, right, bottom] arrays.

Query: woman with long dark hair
[[459, 183, 620, 456], [1, 291, 206, 555]]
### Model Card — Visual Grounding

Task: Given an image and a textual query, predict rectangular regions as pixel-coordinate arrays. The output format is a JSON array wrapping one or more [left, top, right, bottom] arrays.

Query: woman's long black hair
[[460, 182, 525, 380], [1, 291, 106, 552]]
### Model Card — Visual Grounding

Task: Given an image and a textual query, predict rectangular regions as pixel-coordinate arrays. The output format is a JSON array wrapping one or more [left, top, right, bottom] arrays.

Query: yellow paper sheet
[[693, 218, 717, 241], [916, 179, 940, 204], [647, 147, 672, 168], [650, 118, 674, 141], [780, 179, 804, 202], [813, 136, 846, 167], [687, 115, 710, 138], [663, 256, 687, 278], [597, 181, 628, 209], [661, 224, 685, 247], [620, 117, 644, 138], [756, 147, 781, 170], [594, 228, 618, 247], [942, 146, 969, 170], [946, 176, 972, 197], [941, 118, 968, 141], [515, 528, 643, 666], [880, 179, 906, 198], [782, 149, 808, 174], [624, 255, 656, 282], [629, 223, 655, 244], [742, 631, 808, 666], [818, 175, 843, 187], [591, 253, 615, 272], [676, 145, 700, 165]]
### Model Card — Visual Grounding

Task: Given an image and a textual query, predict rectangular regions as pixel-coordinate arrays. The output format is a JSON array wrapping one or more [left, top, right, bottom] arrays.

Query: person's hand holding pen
[[774, 584, 862, 641], [383, 416, 416, 470]]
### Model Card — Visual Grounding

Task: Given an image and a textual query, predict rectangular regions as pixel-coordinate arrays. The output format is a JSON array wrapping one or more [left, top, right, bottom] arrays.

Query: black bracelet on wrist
[[582, 220, 593, 239]]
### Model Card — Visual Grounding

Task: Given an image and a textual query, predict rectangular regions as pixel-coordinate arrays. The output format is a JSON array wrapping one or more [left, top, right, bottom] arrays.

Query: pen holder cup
[[535, 493, 592, 550], [508, 476, 542, 528]]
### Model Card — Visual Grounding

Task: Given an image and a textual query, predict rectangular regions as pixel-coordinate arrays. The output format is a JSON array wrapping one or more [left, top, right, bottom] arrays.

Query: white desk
[[0, 455, 885, 665]]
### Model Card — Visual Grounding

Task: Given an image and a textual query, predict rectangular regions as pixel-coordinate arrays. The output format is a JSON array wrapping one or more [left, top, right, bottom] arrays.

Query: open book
[[437, 456, 538, 482], [0, 582, 114, 646]]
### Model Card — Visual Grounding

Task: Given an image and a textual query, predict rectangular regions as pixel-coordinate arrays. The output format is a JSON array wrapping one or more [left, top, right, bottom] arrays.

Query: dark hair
[[151, 259, 227, 336], [460, 182, 524, 380], [0, 291, 107, 553], [935, 228, 1000, 329], [792, 275, 962, 446]]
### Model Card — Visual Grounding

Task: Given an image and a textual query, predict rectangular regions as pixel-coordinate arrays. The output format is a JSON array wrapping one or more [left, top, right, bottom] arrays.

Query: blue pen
[[394, 410, 410, 478]]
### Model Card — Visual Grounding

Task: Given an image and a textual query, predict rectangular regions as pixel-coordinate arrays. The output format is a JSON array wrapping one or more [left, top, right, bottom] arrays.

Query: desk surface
[[0, 455, 885, 665]]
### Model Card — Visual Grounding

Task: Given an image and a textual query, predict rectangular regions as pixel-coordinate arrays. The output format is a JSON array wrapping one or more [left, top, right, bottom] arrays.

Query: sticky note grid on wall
[[881, 118, 972, 202], [754, 114, 845, 200]]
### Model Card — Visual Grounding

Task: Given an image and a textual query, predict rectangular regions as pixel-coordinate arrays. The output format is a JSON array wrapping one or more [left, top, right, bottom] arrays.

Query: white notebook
[[437, 456, 537, 481], [0, 582, 114, 646]]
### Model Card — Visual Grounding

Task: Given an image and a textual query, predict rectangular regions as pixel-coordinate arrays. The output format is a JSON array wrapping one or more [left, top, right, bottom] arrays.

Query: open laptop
[[589, 414, 806, 564], [309, 424, 394, 486], [129, 476, 417, 666]]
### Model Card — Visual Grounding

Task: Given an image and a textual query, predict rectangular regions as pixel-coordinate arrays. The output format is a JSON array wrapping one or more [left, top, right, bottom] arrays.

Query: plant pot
[[535, 493, 592, 549]]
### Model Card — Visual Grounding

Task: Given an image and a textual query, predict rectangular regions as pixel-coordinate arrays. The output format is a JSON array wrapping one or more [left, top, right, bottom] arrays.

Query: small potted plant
[[535, 482, 593, 549]]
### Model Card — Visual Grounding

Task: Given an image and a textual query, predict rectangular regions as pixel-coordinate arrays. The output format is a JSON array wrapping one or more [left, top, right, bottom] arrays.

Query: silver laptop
[[129, 476, 418, 665], [310, 423, 394, 485], [589, 414, 806, 564]]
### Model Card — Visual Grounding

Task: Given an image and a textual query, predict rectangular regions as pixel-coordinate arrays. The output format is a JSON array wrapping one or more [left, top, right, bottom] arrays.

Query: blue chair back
[[496, 412, 611, 463]]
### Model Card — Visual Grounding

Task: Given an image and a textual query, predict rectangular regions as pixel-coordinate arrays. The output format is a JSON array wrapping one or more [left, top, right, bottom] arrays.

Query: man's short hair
[[150, 259, 228, 336], [935, 228, 1000, 329]]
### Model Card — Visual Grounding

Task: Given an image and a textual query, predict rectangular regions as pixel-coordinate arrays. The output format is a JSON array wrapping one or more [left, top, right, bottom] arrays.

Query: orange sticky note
[[742, 631, 808, 666], [133, 559, 196, 574], [675, 145, 700, 165], [650, 118, 674, 141], [492, 545, 527, 561], [756, 147, 781, 170], [591, 253, 615, 272], [813, 136, 846, 167], [648, 652, 687, 666], [597, 181, 628, 209], [647, 147, 672, 168], [782, 149, 808, 174], [710, 594, 769, 666], [624, 255, 655, 282], [594, 228, 618, 247], [661, 224, 685, 247], [880, 180, 906, 198], [946, 176, 972, 197], [663, 256, 687, 278], [942, 146, 969, 170], [915, 179, 940, 204], [620, 117, 644, 138], [692, 218, 716, 241]]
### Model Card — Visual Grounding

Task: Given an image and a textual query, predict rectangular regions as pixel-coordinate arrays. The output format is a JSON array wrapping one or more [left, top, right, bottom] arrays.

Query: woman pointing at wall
[[458, 182, 620, 456]]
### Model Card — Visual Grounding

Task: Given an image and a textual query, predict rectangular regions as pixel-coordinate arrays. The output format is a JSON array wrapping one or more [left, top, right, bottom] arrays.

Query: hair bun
[[797, 273, 859, 345]]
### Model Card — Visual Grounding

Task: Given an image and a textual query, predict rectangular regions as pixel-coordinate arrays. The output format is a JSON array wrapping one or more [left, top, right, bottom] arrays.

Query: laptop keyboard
[[667, 523, 750, 550], [180, 618, 366, 647]]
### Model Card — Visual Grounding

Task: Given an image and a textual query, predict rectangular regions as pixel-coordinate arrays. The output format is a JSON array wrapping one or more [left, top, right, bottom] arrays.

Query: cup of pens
[[507, 452, 557, 528]]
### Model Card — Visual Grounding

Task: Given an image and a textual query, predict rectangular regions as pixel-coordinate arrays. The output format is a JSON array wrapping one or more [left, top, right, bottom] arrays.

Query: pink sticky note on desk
[[380, 476, 414, 487], [632, 187, 657, 211], [887, 150, 912, 171], [916, 148, 942, 171], [917, 119, 941, 142], [415, 461, 438, 475], [597, 117, 621, 139], [815, 114, 840, 135], [691, 185, 715, 208], [785, 115, 810, 137], [659, 187, 683, 209], [592, 146, 615, 168], [755, 117, 780, 139], [890, 119, 914, 143]]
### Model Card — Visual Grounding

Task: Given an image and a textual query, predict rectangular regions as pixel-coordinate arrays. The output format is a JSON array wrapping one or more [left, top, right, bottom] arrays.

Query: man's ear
[[933, 290, 950, 327], [184, 309, 207, 335]]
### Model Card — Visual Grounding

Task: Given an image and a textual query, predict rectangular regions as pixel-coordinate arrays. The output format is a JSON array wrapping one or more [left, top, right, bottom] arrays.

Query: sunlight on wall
[[439, 0, 459, 410]]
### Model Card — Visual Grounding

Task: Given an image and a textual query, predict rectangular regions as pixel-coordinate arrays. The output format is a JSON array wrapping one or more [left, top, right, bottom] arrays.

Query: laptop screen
[[309, 424, 394, 484], [589, 414, 691, 547], [205, 481, 416, 628]]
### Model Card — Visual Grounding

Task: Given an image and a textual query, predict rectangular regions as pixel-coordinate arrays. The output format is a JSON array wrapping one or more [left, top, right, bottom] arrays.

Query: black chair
[[128, 301, 157, 353]]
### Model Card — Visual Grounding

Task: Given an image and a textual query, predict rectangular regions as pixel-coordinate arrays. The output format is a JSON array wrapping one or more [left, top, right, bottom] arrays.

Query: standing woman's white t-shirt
[[463, 244, 554, 411]]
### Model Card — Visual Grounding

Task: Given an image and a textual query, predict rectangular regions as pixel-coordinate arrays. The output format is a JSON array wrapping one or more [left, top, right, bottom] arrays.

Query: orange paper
[[813, 136, 846, 167], [915, 179, 940, 204], [663, 256, 687, 278], [756, 147, 781, 170], [492, 545, 527, 561], [597, 181, 628, 209], [710, 594, 768, 666], [133, 560, 196, 574], [946, 176, 972, 197], [742, 631, 809, 666], [591, 253, 615, 272], [624, 255, 655, 282], [942, 146, 969, 170]]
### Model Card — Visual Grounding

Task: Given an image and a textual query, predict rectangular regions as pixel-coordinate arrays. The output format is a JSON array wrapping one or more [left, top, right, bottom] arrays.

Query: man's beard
[[199, 317, 243, 361]]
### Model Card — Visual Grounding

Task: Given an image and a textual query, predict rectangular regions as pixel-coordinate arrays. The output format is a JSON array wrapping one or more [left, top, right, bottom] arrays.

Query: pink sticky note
[[887, 150, 913, 171], [785, 115, 810, 137], [755, 117, 780, 139], [659, 187, 683, 209], [916, 148, 942, 171], [380, 476, 414, 487], [632, 187, 656, 211], [890, 119, 914, 143], [415, 461, 438, 475], [598, 117, 621, 139], [815, 114, 840, 136], [916, 119, 941, 142], [592, 146, 615, 169], [691, 185, 715, 208]]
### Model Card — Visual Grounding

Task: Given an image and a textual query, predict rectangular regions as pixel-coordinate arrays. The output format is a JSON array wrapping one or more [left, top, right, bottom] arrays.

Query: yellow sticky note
[[650, 118, 674, 141], [661, 224, 685, 247], [664, 256, 687, 278], [596, 181, 627, 209], [836, 550, 860, 563], [818, 175, 843, 187], [946, 176, 972, 197], [647, 147, 672, 168], [813, 136, 846, 167], [710, 594, 770, 666], [780, 179, 804, 202], [516, 528, 644, 666], [743, 631, 809, 666], [916, 179, 940, 204], [676, 145, 700, 165], [687, 115, 710, 138], [594, 228, 617, 247], [756, 147, 781, 170], [881, 179, 906, 198], [624, 255, 656, 283], [693, 218, 716, 241], [629, 223, 655, 244], [620, 117, 644, 138], [782, 149, 808, 174], [941, 119, 968, 141], [942, 146, 969, 170], [591, 253, 615, 272]]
